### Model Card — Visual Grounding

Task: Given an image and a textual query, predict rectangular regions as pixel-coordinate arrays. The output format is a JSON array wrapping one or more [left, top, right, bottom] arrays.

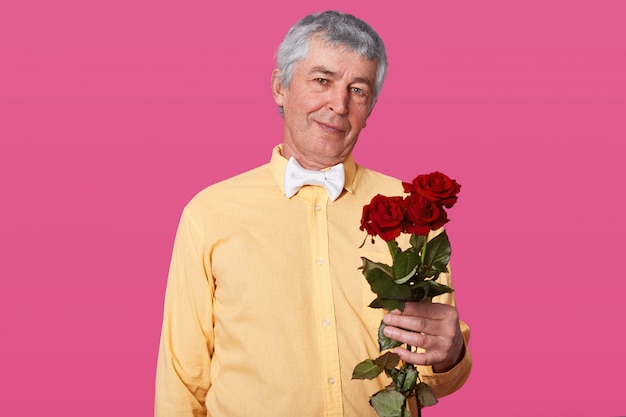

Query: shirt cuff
[[419, 339, 472, 398]]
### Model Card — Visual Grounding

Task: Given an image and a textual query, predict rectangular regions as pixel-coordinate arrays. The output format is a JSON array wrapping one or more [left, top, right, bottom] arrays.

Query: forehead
[[297, 35, 378, 82]]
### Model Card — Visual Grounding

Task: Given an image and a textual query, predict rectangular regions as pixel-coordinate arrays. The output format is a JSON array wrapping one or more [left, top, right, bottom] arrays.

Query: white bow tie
[[284, 157, 345, 202]]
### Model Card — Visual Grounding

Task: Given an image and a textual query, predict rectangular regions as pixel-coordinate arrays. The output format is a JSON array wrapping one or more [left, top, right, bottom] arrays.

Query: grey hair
[[275, 10, 388, 117]]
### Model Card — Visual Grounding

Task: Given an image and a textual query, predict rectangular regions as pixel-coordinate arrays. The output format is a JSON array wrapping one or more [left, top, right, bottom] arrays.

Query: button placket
[[308, 188, 343, 414]]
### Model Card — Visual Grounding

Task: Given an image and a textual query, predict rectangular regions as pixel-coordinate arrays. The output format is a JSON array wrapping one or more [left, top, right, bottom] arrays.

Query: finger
[[392, 346, 445, 367], [384, 303, 459, 337], [382, 324, 431, 349], [383, 312, 433, 334]]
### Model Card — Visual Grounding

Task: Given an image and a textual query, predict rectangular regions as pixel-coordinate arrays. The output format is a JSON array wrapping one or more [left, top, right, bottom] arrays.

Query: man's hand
[[382, 302, 464, 373]]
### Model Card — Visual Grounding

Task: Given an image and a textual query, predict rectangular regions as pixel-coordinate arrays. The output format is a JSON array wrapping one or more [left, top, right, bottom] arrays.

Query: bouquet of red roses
[[352, 171, 461, 417]]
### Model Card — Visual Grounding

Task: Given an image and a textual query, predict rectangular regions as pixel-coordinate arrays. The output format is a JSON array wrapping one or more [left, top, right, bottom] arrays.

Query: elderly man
[[155, 10, 471, 417]]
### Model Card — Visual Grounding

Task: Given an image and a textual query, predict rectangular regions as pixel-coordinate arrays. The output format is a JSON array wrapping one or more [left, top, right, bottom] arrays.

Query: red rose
[[402, 171, 461, 208], [403, 194, 448, 235], [360, 194, 405, 241]]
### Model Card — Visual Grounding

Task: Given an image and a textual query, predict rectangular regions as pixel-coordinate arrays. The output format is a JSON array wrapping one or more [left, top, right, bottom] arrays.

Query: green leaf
[[365, 267, 412, 300], [410, 233, 426, 251], [368, 297, 385, 309], [421, 232, 451, 277], [421, 260, 449, 279], [399, 367, 418, 392], [409, 285, 426, 302], [412, 281, 453, 300], [370, 389, 406, 417], [393, 368, 406, 391], [385, 366, 399, 379], [392, 247, 420, 284], [387, 240, 400, 258], [352, 359, 383, 380], [374, 351, 400, 370], [426, 280, 454, 298], [369, 298, 406, 312], [360, 257, 393, 276], [378, 322, 402, 351], [432, 262, 450, 276], [415, 382, 438, 408]]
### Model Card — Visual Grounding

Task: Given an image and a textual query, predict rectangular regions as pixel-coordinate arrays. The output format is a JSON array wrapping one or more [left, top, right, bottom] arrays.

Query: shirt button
[[322, 319, 330, 327], [316, 258, 324, 265], [314, 205, 321, 212], [328, 377, 336, 385]]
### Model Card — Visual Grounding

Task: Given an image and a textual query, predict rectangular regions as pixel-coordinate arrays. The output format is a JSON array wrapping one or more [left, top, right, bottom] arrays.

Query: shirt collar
[[270, 144, 356, 198]]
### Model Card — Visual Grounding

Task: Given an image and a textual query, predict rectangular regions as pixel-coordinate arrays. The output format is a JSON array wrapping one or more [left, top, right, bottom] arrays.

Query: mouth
[[316, 121, 346, 134]]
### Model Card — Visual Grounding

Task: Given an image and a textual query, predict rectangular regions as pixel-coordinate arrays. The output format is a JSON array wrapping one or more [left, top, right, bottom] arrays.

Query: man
[[155, 10, 471, 417]]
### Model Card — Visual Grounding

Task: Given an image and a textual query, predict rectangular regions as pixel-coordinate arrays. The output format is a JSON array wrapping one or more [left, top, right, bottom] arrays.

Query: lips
[[316, 120, 347, 134]]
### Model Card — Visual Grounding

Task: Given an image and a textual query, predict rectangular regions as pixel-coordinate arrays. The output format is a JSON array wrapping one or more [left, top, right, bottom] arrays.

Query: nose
[[328, 87, 349, 115]]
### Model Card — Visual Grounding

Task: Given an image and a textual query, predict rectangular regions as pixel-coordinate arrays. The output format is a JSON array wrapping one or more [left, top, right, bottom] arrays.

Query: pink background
[[1, 1, 625, 416]]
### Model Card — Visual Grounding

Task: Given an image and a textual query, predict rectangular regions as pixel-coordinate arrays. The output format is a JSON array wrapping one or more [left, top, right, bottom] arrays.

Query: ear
[[271, 69, 285, 107]]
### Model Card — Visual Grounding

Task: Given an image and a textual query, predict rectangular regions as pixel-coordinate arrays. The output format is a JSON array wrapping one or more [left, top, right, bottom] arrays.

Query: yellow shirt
[[155, 145, 471, 417]]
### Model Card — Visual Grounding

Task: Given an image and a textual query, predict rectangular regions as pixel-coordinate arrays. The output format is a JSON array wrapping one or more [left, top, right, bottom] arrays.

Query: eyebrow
[[310, 66, 338, 79], [310, 66, 374, 87]]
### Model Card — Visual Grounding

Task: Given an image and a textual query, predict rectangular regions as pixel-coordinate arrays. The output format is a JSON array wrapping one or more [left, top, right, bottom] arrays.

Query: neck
[[280, 144, 348, 170]]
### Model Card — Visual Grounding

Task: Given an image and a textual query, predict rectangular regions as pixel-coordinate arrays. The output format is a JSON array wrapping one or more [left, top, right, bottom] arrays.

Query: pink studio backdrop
[[1, 1, 625, 416]]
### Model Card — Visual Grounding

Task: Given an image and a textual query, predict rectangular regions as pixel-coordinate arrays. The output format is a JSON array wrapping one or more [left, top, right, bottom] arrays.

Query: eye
[[315, 78, 329, 84], [350, 87, 365, 95]]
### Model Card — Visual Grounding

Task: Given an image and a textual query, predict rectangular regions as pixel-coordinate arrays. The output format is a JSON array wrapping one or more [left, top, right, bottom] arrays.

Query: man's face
[[272, 35, 378, 169]]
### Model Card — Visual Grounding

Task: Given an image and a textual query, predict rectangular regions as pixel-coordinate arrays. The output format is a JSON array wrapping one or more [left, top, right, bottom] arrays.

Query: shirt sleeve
[[418, 320, 472, 398], [155, 207, 214, 417]]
